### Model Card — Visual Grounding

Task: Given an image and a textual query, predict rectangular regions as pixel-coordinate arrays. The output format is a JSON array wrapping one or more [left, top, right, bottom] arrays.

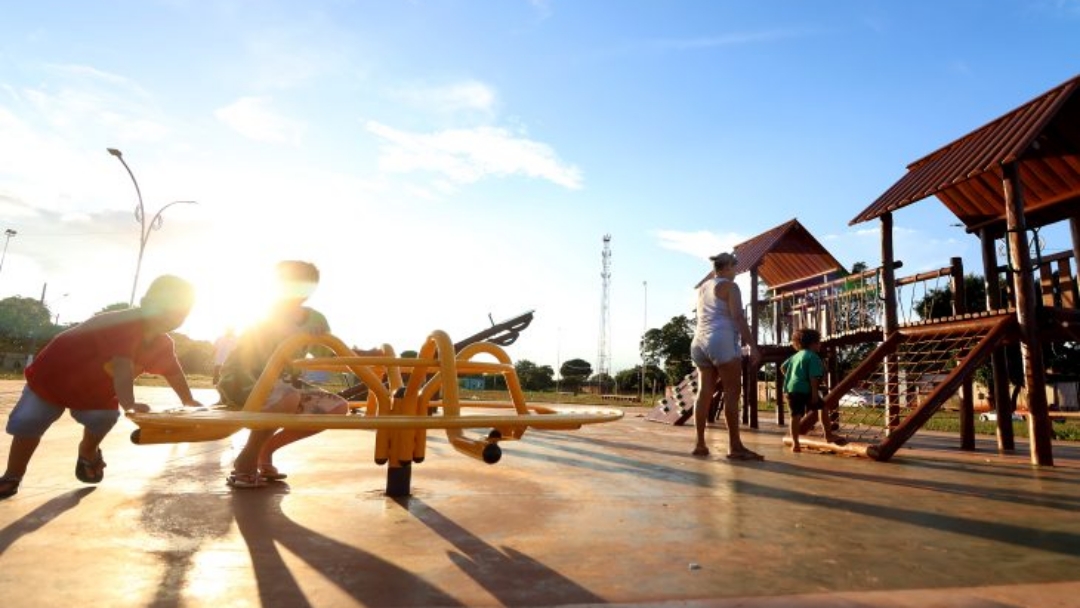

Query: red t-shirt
[[25, 312, 182, 410]]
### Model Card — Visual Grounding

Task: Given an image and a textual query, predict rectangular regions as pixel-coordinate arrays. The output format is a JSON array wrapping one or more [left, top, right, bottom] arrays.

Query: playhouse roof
[[696, 218, 846, 291], [851, 74, 1080, 235]]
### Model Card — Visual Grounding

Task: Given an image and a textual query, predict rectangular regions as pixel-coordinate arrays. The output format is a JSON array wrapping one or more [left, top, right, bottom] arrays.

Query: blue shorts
[[6, 385, 121, 438]]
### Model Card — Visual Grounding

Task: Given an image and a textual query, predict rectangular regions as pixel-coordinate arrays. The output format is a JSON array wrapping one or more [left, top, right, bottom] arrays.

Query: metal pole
[[641, 280, 647, 403], [107, 149, 195, 305], [0, 228, 17, 280]]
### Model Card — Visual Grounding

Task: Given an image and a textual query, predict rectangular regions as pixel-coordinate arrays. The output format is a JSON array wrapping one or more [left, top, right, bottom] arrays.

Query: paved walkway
[[2, 379, 1080, 607]]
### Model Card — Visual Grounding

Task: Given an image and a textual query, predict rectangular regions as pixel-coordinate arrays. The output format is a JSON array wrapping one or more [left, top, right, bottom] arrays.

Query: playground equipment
[[128, 329, 623, 496]]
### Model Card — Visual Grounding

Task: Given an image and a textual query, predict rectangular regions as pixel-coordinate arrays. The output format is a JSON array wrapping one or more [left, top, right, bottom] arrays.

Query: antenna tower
[[596, 234, 612, 392]]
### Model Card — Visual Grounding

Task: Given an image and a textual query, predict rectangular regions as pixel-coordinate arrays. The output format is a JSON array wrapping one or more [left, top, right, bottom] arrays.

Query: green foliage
[[614, 364, 665, 393], [560, 358, 592, 393], [914, 274, 988, 320], [641, 315, 693, 385], [97, 302, 131, 315], [515, 359, 555, 391], [0, 296, 56, 351], [171, 332, 214, 375]]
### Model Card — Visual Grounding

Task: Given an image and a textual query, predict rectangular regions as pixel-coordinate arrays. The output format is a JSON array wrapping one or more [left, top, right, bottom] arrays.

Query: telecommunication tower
[[596, 234, 612, 392]]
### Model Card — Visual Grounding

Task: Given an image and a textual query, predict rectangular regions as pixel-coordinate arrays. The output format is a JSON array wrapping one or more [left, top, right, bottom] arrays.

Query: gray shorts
[[6, 385, 121, 438], [691, 332, 741, 367]]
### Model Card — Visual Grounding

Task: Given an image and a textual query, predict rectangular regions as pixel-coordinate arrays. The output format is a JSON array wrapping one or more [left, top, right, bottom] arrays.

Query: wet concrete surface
[[2, 379, 1080, 607]]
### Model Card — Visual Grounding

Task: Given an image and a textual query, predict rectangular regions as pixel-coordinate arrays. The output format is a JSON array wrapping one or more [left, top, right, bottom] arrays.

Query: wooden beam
[[1003, 162, 1054, 466]]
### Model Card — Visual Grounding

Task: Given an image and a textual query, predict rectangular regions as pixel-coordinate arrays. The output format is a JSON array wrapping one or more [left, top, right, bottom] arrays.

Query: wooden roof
[[696, 218, 846, 290], [851, 74, 1080, 236]]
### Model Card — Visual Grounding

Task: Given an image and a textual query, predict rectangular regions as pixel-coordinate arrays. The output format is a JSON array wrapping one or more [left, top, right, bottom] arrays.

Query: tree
[[590, 372, 615, 392], [641, 315, 693, 385], [615, 364, 666, 394], [560, 358, 592, 394], [170, 332, 214, 375], [514, 359, 555, 391], [915, 274, 987, 320], [0, 296, 54, 352], [97, 302, 131, 315]]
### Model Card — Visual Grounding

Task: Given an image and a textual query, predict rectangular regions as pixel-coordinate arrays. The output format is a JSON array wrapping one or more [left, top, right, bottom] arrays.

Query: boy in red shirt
[[0, 275, 203, 499]]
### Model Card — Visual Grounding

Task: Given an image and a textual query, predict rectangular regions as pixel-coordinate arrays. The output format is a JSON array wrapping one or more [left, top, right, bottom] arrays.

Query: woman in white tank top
[[689, 252, 763, 460]]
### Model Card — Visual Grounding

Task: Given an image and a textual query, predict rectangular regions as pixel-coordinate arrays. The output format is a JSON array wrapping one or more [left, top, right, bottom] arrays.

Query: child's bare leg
[[818, 408, 839, 442], [788, 413, 802, 452], [259, 398, 348, 468], [234, 429, 277, 474], [259, 429, 321, 466], [3, 436, 41, 480], [77, 428, 106, 462]]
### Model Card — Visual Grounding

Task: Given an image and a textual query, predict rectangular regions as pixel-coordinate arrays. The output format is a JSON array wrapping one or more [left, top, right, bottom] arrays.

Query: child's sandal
[[226, 472, 266, 489], [258, 464, 288, 481], [0, 475, 21, 500]]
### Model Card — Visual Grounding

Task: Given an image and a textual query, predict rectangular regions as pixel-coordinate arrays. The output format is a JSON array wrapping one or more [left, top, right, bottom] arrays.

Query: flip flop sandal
[[75, 449, 106, 483], [0, 475, 21, 499], [258, 465, 288, 481], [226, 472, 267, 489], [726, 450, 765, 461]]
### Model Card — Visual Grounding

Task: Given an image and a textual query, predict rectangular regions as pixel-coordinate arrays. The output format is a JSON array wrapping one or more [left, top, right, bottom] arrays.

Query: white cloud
[[655, 229, 744, 259], [214, 96, 305, 145], [44, 63, 153, 98], [389, 80, 498, 114], [13, 66, 171, 143], [365, 121, 582, 189]]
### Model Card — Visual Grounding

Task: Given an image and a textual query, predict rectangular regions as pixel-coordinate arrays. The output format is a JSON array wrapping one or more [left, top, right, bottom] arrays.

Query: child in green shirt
[[781, 328, 840, 452]]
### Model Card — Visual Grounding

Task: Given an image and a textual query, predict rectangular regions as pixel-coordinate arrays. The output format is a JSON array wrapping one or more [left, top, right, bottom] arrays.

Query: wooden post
[[1070, 217, 1080, 277], [774, 299, 786, 427], [748, 269, 759, 429], [980, 228, 1014, 451], [880, 213, 900, 431], [950, 257, 976, 451], [1003, 163, 1053, 465]]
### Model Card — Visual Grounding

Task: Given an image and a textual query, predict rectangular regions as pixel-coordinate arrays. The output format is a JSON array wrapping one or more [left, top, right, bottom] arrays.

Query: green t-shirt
[[217, 305, 330, 407], [781, 349, 824, 395]]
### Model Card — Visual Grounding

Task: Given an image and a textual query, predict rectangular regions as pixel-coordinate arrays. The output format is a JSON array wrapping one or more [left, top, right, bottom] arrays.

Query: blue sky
[[1, 0, 1078, 375]]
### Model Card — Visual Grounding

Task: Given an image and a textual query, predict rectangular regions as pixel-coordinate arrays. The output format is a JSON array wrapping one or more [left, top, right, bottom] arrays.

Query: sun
[[183, 273, 273, 342]]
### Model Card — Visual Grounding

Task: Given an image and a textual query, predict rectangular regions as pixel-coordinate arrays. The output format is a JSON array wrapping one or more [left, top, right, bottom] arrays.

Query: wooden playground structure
[[656, 74, 1080, 466]]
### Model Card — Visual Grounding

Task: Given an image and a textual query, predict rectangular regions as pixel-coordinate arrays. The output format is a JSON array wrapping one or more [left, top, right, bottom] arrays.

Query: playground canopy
[[695, 218, 846, 292], [850, 73, 1080, 236]]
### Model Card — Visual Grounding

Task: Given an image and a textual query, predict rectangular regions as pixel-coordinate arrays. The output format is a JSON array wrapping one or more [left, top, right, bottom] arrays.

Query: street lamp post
[[0, 228, 17, 282], [107, 148, 196, 305], [641, 280, 647, 403]]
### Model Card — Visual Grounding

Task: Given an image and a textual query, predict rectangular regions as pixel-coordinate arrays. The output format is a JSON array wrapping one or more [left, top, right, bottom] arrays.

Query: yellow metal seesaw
[[128, 330, 623, 495]]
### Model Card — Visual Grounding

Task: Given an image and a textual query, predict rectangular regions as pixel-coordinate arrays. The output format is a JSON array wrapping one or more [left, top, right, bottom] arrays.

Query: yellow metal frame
[[129, 330, 623, 468]]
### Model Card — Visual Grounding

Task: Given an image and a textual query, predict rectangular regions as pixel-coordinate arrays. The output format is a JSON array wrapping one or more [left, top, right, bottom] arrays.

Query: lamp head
[[106, 148, 123, 157]]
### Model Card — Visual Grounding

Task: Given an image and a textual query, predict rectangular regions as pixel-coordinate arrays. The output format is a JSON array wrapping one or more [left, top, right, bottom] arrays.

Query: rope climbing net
[[816, 324, 994, 445]]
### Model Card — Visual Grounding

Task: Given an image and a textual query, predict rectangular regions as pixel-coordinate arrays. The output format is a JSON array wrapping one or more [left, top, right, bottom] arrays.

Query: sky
[[1, 0, 1078, 376]]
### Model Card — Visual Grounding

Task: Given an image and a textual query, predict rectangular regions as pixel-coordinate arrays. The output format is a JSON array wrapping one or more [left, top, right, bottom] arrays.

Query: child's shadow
[[230, 488, 464, 607], [0, 488, 95, 555]]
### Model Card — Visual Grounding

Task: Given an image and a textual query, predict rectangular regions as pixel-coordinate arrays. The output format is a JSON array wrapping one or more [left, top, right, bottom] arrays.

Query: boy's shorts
[[244, 381, 347, 414], [786, 392, 824, 418], [6, 385, 121, 438]]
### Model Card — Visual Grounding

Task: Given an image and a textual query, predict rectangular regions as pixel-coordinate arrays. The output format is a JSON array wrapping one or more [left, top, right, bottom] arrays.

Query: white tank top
[[695, 277, 735, 339]]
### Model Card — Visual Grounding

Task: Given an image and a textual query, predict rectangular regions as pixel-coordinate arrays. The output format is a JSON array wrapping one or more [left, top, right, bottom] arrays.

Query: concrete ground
[[2, 379, 1080, 607]]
